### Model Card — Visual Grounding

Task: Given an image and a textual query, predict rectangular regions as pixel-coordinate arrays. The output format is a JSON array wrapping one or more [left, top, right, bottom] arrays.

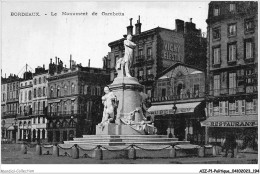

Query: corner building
[[203, 1, 258, 150], [46, 56, 110, 143]]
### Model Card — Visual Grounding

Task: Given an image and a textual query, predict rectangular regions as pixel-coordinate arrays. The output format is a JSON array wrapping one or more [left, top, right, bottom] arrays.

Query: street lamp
[[168, 103, 177, 138]]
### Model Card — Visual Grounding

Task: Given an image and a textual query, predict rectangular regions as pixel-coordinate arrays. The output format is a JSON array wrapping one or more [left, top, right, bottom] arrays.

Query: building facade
[[1, 78, 7, 139], [106, 17, 206, 97], [148, 63, 206, 144], [46, 56, 110, 143], [1, 74, 21, 141], [17, 72, 33, 142], [203, 1, 258, 150], [30, 66, 48, 143]]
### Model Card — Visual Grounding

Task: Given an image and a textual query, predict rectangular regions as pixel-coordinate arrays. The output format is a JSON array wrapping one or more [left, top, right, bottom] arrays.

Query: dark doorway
[[48, 131, 53, 142], [55, 131, 60, 142], [63, 131, 67, 141]]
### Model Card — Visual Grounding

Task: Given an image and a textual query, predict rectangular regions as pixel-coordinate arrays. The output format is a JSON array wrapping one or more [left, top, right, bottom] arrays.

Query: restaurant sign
[[204, 121, 258, 127]]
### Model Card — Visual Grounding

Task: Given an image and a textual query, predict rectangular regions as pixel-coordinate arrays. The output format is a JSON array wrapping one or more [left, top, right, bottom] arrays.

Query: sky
[[1, 1, 209, 77]]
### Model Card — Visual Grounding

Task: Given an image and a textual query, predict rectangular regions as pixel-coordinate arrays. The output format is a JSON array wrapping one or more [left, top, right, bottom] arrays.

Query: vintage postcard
[[1, 0, 259, 173]]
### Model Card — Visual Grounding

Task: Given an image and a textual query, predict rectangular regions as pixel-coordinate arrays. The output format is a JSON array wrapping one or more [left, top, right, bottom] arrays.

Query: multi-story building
[[1, 77, 7, 139], [46, 56, 110, 143], [17, 71, 33, 142], [106, 16, 206, 97], [31, 66, 49, 143], [202, 1, 258, 150], [148, 63, 206, 144], [2, 74, 21, 141]]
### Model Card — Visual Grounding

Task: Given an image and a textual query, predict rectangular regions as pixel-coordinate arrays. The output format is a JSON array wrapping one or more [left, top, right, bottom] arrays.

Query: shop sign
[[210, 121, 257, 127], [149, 108, 194, 115]]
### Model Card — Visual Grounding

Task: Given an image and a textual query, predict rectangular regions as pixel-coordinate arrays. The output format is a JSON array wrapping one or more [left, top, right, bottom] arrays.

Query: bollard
[[21, 143, 27, 154], [71, 144, 79, 159], [128, 145, 136, 160], [212, 146, 217, 157], [36, 144, 42, 155], [169, 145, 176, 158], [94, 145, 103, 160], [198, 146, 205, 157], [53, 144, 59, 157]]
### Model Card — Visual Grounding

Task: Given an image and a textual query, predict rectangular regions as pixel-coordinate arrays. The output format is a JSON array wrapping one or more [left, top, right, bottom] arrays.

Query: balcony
[[151, 91, 205, 103], [47, 110, 81, 117], [33, 110, 47, 116], [2, 111, 17, 119], [210, 86, 257, 97], [136, 55, 145, 62]]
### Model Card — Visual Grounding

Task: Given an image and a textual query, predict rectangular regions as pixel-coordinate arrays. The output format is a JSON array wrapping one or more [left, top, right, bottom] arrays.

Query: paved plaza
[[1, 144, 258, 164]]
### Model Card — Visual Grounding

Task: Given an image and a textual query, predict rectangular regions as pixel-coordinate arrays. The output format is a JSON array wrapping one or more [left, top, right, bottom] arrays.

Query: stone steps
[[82, 135, 168, 138], [72, 137, 178, 142], [63, 140, 190, 146]]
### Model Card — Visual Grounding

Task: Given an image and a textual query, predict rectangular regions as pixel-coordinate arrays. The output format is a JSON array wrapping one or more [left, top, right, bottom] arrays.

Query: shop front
[[201, 116, 258, 151], [148, 101, 206, 145]]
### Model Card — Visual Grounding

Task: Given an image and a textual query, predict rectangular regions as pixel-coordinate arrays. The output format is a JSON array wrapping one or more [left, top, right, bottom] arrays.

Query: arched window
[[34, 88, 37, 98], [71, 101, 75, 114], [64, 101, 67, 114], [34, 79, 37, 85], [64, 85, 68, 96], [62, 120, 68, 128], [71, 83, 75, 94], [56, 121, 61, 128], [57, 86, 60, 97]]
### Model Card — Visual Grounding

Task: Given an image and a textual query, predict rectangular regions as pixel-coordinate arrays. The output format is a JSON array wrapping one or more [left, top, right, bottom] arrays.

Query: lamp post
[[168, 104, 177, 138], [13, 118, 18, 142]]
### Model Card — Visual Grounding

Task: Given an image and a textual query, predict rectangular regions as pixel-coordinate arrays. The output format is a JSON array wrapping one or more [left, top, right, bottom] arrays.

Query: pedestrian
[[223, 133, 237, 158]]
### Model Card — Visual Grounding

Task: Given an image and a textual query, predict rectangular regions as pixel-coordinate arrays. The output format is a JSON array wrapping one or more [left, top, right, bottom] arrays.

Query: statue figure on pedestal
[[116, 35, 136, 77], [99, 87, 117, 128]]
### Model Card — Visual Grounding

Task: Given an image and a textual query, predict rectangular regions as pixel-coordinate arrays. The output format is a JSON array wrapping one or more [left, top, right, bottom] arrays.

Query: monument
[[96, 34, 155, 135]]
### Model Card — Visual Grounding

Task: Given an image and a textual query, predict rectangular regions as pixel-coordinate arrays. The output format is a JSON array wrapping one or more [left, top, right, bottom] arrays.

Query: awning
[[201, 115, 258, 127], [148, 102, 200, 115], [48, 99, 61, 103]]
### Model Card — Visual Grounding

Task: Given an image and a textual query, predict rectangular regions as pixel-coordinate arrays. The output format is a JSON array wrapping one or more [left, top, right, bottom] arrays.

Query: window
[[228, 24, 236, 36], [38, 88, 42, 97], [194, 84, 200, 97], [228, 43, 236, 62], [71, 101, 75, 114], [229, 4, 236, 12], [213, 6, 220, 16], [213, 75, 220, 96], [138, 69, 143, 77], [147, 47, 152, 59], [43, 87, 46, 96], [229, 102, 236, 115], [28, 90, 32, 100], [245, 40, 253, 59], [245, 69, 254, 85], [34, 88, 36, 98], [34, 79, 37, 85], [253, 99, 257, 113], [57, 86, 60, 97], [161, 88, 166, 97], [213, 27, 221, 40], [245, 18, 254, 32], [138, 49, 143, 57], [219, 101, 228, 116], [208, 102, 213, 116], [241, 100, 245, 114], [38, 117, 40, 124], [213, 47, 220, 64], [50, 87, 54, 98], [39, 77, 41, 84], [43, 76, 46, 83], [64, 85, 68, 95], [71, 83, 75, 94], [235, 100, 239, 114], [33, 117, 36, 124], [229, 73, 236, 94]]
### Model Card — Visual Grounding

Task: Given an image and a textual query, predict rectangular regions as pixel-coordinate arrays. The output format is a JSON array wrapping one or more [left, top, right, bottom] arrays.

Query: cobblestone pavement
[[1, 144, 258, 164]]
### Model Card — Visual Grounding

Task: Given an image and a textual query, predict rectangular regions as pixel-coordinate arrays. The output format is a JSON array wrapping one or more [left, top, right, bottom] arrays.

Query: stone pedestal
[[96, 123, 144, 135], [109, 76, 143, 125]]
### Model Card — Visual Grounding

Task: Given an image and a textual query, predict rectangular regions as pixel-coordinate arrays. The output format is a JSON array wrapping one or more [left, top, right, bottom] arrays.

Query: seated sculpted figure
[[99, 87, 117, 127]]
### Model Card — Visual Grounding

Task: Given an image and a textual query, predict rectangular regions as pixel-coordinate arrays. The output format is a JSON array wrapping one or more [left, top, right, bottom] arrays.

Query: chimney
[[135, 15, 142, 35], [43, 64, 45, 69], [175, 19, 184, 33], [127, 18, 133, 35], [50, 58, 52, 64], [70, 54, 72, 69], [58, 58, 60, 64], [190, 18, 192, 23], [88, 59, 90, 67]]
